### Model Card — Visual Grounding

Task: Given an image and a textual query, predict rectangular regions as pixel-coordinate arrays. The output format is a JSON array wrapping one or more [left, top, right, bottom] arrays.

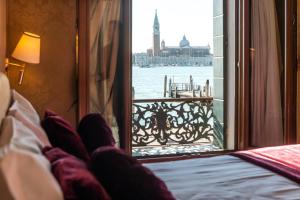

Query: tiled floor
[[132, 143, 222, 157]]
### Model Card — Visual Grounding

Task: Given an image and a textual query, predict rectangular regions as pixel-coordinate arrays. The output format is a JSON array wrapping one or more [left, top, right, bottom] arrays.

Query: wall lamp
[[5, 32, 40, 85]]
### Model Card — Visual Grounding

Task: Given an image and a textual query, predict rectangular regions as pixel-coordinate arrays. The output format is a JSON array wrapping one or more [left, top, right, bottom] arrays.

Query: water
[[131, 65, 219, 157], [132, 65, 213, 99]]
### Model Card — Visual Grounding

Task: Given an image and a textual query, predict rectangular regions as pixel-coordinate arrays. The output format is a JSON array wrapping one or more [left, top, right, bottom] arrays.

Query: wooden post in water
[[169, 78, 172, 97], [132, 87, 135, 100], [205, 79, 209, 97], [132, 87, 135, 113], [190, 75, 193, 91], [164, 75, 167, 97]]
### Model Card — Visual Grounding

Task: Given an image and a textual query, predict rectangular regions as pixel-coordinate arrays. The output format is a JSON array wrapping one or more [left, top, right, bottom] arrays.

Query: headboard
[[0, 73, 10, 128]]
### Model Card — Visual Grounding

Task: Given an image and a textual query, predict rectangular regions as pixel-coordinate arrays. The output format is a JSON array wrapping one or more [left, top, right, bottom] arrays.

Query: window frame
[[122, 0, 238, 159]]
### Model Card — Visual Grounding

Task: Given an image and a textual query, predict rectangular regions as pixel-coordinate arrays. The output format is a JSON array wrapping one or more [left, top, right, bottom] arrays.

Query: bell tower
[[153, 9, 160, 56]]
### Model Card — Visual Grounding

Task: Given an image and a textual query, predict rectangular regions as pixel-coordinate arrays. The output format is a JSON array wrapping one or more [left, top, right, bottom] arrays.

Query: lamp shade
[[12, 32, 40, 64]]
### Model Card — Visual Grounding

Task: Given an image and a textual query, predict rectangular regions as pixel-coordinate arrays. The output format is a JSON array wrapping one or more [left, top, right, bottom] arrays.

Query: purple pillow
[[44, 109, 57, 117], [91, 147, 175, 200], [77, 113, 115, 154], [41, 110, 90, 162], [43, 147, 111, 200]]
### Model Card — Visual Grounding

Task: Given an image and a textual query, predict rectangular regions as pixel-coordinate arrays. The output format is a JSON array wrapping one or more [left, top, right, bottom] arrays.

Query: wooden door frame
[[297, 1, 300, 143], [284, 0, 297, 144], [77, 0, 90, 121], [118, 0, 132, 153], [237, 0, 250, 150]]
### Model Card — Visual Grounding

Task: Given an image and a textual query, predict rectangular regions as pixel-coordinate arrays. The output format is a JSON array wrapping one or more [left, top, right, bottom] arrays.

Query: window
[[131, 0, 235, 157]]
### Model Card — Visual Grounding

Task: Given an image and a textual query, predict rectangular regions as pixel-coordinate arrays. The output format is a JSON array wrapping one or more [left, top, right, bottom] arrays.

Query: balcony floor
[[132, 143, 223, 157]]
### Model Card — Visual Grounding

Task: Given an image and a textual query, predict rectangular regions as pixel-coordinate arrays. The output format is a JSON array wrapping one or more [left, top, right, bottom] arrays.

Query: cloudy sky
[[132, 0, 213, 53]]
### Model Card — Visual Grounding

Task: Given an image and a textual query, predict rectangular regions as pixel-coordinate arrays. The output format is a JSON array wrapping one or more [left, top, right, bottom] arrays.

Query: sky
[[132, 0, 213, 53]]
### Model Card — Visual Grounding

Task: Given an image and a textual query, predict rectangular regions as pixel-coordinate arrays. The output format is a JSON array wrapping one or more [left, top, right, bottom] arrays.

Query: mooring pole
[[206, 79, 209, 97], [169, 78, 172, 97], [164, 75, 167, 97], [132, 87, 135, 100], [190, 75, 193, 91]]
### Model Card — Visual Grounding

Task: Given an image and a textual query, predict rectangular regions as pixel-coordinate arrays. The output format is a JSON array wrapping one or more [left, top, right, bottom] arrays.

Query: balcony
[[132, 97, 224, 157]]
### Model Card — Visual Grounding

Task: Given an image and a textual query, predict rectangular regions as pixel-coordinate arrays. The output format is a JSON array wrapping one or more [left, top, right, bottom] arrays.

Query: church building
[[134, 10, 213, 66]]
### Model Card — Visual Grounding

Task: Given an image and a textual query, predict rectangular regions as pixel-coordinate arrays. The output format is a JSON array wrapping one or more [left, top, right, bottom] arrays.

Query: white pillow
[[8, 101, 51, 147], [0, 117, 43, 154], [0, 117, 63, 200], [0, 148, 63, 200], [12, 90, 40, 125], [0, 168, 14, 200]]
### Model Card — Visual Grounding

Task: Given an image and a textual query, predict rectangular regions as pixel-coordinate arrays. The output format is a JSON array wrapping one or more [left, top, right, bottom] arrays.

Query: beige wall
[[0, 0, 6, 72], [7, 0, 77, 125]]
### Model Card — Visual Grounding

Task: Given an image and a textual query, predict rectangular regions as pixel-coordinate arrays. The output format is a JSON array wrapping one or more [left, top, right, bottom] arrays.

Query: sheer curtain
[[250, 0, 283, 147], [89, 0, 121, 146]]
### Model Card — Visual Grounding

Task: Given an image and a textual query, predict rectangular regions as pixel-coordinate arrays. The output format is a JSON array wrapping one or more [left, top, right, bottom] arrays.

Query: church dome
[[179, 35, 190, 47]]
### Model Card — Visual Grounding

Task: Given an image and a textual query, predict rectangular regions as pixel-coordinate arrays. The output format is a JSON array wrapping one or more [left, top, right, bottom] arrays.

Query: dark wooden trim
[[140, 150, 236, 163], [297, 62, 300, 143], [77, 0, 90, 121], [237, 0, 250, 150], [284, 0, 297, 144], [118, 0, 132, 154], [297, 2, 300, 143]]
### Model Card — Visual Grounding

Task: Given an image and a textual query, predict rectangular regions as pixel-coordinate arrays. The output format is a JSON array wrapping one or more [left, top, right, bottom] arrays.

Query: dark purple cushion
[[41, 110, 90, 162], [91, 147, 175, 200], [43, 147, 111, 200], [77, 113, 115, 154], [44, 109, 57, 117]]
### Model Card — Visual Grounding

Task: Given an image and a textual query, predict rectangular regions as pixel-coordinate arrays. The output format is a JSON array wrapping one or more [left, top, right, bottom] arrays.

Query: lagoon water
[[132, 65, 213, 99]]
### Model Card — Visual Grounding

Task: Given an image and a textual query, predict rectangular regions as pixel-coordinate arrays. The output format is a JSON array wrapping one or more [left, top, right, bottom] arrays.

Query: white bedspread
[[145, 155, 300, 200]]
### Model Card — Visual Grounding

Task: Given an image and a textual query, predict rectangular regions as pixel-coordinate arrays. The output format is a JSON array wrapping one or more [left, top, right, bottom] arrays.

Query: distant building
[[153, 9, 160, 56], [133, 10, 213, 66]]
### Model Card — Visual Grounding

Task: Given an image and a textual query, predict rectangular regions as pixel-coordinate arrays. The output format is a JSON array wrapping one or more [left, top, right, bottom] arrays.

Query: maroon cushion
[[77, 113, 115, 154], [91, 147, 175, 200], [43, 146, 111, 200], [44, 109, 57, 117], [41, 110, 90, 162]]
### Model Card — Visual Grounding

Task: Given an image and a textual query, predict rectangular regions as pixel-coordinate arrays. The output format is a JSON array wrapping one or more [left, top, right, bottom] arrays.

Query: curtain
[[89, 0, 121, 146], [250, 0, 283, 147]]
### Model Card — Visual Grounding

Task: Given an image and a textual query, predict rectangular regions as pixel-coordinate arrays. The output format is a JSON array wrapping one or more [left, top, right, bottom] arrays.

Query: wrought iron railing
[[132, 97, 216, 148]]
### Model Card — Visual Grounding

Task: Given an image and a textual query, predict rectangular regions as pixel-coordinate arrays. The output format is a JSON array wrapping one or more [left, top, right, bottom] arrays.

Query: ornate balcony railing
[[132, 97, 218, 149]]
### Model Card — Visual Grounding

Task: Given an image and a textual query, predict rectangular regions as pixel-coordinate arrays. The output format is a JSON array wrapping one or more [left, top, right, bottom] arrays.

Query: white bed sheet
[[145, 155, 300, 200]]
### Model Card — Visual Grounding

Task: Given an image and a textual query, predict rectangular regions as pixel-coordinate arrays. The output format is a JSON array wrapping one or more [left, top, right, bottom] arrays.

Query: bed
[[143, 118, 300, 199], [146, 153, 300, 200]]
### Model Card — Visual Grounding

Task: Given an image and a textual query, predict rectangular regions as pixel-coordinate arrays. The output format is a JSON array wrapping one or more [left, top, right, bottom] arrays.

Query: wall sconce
[[5, 32, 40, 85]]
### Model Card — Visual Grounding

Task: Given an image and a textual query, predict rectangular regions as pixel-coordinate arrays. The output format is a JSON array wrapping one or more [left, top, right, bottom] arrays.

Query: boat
[[140, 64, 150, 68]]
